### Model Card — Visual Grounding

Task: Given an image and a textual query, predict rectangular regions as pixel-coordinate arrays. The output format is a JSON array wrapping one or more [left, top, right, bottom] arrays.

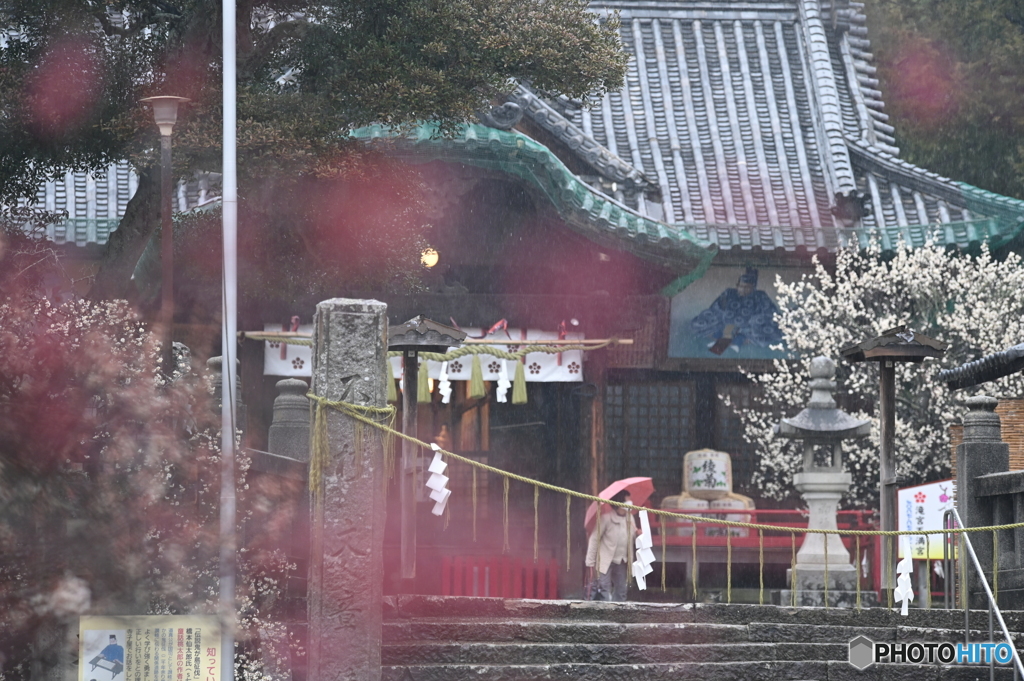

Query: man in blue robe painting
[[690, 267, 783, 355]]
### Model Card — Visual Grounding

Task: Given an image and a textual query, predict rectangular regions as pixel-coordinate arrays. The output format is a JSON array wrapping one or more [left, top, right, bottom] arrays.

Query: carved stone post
[[957, 396, 1008, 582], [307, 299, 388, 680]]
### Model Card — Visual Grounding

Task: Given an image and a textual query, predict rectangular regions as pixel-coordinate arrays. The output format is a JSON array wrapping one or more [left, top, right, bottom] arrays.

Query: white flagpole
[[220, 0, 238, 676]]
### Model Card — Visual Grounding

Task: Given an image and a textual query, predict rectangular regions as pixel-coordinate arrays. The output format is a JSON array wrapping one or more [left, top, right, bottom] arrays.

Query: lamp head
[[140, 96, 190, 135]]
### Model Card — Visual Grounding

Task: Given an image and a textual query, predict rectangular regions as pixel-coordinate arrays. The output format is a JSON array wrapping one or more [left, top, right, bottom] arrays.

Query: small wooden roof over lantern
[[839, 325, 947, 364], [387, 316, 467, 353]]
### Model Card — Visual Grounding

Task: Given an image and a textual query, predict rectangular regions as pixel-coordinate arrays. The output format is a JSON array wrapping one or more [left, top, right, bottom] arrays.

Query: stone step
[[384, 620, 752, 645], [382, 641, 846, 665], [751, 622, 1024, 646], [384, 595, 1024, 631], [381, 660, 1020, 680], [384, 618, 1020, 647]]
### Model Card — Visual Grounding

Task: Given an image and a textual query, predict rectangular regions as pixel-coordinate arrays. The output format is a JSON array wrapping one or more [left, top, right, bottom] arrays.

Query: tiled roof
[[16, 163, 220, 246], [520, 0, 1024, 253], [564, 0, 837, 248], [19, 0, 1024, 258], [938, 342, 1024, 390], [351, 123, 718, 274], [508, 85, 654, 192], [844, 139, 1024, 250]]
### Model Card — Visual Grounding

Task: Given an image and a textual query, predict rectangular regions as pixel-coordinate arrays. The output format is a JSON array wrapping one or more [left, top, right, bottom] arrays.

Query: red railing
[[653, 508, 877, 542], [441, 556, 559, 599], [651, 508, 881, 594]]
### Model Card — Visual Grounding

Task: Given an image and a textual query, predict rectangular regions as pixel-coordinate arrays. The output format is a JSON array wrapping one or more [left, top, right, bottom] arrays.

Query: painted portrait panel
[[669, 266, 802, 359]]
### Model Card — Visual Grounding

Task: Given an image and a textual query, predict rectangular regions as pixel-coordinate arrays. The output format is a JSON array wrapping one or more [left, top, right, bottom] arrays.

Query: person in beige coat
[[585, 490, 636, 601]]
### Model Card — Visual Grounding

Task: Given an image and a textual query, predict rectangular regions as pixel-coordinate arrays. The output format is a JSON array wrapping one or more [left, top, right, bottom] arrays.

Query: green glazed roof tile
[[351, 123, 719, 272]]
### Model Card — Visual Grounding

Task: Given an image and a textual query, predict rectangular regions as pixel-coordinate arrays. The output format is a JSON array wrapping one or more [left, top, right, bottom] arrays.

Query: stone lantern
[[777, 356, 870, 606]]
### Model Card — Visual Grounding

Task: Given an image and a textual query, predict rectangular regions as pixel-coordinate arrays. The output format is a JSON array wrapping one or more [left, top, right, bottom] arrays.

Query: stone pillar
[[957, 395, 1008, 579], [267, 378, 311, 462], [307, 299, 388, 681]]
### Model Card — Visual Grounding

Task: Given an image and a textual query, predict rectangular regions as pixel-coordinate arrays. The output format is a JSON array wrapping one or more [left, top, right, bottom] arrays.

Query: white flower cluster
[[733, 241, 1024, 504]]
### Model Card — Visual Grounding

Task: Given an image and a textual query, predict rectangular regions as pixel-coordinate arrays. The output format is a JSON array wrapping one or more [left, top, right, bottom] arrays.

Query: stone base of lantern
[[776, 587, 878, 608], [777, 565, 878, 607]]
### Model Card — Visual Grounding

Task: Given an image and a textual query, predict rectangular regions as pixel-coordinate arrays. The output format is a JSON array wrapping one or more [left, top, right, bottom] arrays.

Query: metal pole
[[953, 509, 1024, 678], [944, 510, 954, 609], [879, 360, 896, 589], [160, 132, 174, 376], [401, 351, 418, 579], [220, 0, 238, 676]]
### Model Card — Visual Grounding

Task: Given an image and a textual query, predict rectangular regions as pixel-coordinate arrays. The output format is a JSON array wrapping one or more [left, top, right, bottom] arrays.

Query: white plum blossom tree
[[735, 241, 1024, 505]]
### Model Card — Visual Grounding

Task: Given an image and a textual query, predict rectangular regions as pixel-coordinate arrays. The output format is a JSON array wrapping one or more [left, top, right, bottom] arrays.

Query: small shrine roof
[[840, 325, 948, 363]]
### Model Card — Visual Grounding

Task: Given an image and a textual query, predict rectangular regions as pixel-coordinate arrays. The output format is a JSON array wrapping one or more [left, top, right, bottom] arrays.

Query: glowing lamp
[[421, 247, 439, 268]]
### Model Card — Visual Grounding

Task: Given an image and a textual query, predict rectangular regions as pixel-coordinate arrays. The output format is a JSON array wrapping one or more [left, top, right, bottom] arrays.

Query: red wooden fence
[[441, 556, 559, 599]]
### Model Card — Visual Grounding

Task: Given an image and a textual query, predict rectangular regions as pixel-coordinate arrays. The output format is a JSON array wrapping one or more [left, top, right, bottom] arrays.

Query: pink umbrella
[[584, 477, 655, 532]]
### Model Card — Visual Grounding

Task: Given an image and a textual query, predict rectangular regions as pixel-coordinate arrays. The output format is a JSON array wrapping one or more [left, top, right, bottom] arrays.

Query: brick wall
[[950, 398, 1024, 479]]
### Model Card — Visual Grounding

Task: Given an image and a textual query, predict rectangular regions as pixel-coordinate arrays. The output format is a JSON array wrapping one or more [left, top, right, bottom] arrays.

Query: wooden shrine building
[[22, 0, 1024, 598]]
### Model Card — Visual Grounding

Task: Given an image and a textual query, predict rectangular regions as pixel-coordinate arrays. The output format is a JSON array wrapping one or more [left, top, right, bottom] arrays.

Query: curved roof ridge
[[845, 137, 1024, 250], [509, 84, 654, 190], [847, 136, 962, 203], [847, 136, 1024, 218], [827, 0, 899, 152], [350, 122, 717, 272], [797, 0, 857, 194]]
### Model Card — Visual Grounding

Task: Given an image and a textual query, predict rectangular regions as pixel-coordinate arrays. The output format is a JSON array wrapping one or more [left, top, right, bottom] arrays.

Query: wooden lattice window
[[605, 382, 696, 500], [714, 382, 760, 494]]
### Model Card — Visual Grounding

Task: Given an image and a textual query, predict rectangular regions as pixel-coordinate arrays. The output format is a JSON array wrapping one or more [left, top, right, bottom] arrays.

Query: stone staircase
[[382, 595, 1024, 679]]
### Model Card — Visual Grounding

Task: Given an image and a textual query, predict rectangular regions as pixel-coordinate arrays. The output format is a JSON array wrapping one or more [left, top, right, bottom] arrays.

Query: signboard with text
[[897, 479, 956, 560], [79, 615, 221, 681]]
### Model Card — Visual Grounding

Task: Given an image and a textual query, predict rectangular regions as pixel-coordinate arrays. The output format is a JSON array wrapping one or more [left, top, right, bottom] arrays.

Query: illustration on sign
[[80, 615, 221, 681], [897, 479, 955, 560], [669, 267, 800, 359]]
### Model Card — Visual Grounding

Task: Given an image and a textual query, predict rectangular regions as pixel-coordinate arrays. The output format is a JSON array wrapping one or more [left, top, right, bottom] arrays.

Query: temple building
[[22, 0, 1024, 596]]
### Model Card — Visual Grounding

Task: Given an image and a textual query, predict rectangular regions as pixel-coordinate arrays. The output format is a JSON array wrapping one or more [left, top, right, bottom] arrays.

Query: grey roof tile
[[509, 85, 652, 191], [21, 0, 1024, 255], [15, 163, 220, 246], [516, 0, 1024, 252]]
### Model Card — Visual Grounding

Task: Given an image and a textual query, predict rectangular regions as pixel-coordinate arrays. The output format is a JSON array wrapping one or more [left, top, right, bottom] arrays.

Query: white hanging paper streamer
[[633, 508, 655, 590], [426, 443, 451, 516], [894, 536, 915, 615], [438, 361, 452, 404], [496, 360, 511, 403]]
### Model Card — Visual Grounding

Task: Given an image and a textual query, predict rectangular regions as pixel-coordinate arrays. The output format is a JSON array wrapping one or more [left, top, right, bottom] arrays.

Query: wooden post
[[879, 360, 896, 589], [401, 349, 419, 579]]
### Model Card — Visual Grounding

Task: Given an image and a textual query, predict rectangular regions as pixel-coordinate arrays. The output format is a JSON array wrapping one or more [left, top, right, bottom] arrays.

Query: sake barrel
[[708, 493, 755, 538], [682, 449, 733, 500], [660, 494, 709, 536]]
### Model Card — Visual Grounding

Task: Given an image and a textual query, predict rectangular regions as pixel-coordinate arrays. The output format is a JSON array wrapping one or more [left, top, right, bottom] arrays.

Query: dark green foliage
[[1, 0, 628, 299], [866, 0, 1024, 199]]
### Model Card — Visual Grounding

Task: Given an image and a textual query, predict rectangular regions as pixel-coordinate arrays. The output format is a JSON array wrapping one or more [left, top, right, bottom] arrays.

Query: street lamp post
[[140, 95, 190, 377]]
